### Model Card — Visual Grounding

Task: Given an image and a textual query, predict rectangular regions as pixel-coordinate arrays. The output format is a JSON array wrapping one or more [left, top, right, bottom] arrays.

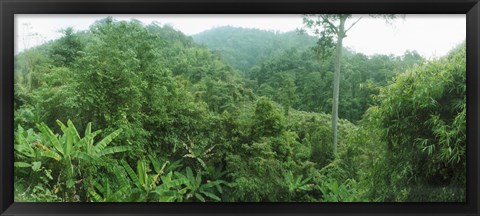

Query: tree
[[49, 27, 84, 66], [365, 45, 466, 201], [302, 14, 398, 157]]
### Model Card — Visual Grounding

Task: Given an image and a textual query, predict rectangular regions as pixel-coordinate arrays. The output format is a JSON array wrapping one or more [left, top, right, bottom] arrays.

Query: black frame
[[1, 0, 479, 215]]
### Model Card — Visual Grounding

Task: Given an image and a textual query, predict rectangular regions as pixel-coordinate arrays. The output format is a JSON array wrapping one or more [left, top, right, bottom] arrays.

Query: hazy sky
[[15, 14, 465, 58]]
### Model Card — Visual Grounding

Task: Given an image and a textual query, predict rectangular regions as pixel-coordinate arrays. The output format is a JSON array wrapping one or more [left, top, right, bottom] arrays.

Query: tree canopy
[[13, 17, 465, 202]]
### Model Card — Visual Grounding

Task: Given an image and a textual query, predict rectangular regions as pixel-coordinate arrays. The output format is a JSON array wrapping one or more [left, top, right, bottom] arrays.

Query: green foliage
[[13, 16, 465, 203], [88, 178, 130, 202], [247, 46, 422, 123], [173, 167, 225, 202], [252, 97, 285, 137], [355, 44, 466, 202], [282, 171, 314, 200], [118, 159, 164, 201], [318, 178, 362, 202], [15, 120, 126, 201], [193, 26, 316, 72], [49, 27, 84, 66]]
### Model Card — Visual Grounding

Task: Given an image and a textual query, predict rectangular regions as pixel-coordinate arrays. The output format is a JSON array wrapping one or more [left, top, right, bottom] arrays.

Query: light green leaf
[[88, 189, 103, 202], [40, 150, 62, 161], [14, 162, 31, 168], [137, 160, 146, 187], [31, 161, 42, 171], [66, 179, 75, 189], [65, 128, 74, 156], [98, 146, 130, 156], [94, 128, 123, 153], [66, 120, 81, 141], [36, 123, 63, 156]]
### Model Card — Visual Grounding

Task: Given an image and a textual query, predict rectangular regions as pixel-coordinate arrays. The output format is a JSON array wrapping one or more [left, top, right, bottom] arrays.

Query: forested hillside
[[193, 26, 424, 122], [14, 17, 466, 202], [192, 26, 317, 72]]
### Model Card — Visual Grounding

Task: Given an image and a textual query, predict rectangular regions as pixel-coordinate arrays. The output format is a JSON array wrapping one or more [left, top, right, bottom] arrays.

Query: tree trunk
[[332, 16, 347, 157]]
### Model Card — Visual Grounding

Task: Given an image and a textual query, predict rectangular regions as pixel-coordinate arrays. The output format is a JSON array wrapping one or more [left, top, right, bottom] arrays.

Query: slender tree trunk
[[332, 16, 346, 157], [352, 80, 356, 98]]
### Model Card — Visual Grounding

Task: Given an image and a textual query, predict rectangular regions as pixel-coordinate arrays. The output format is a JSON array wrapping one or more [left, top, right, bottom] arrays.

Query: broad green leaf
[[88, 189, 103, 202], [36, 123, 63, 156], [39, 150, 62, 161], [194, 193, 205, 202], [121, 160, 140, 188], [65, 127, 74, 156], [31, 161, 42, 171], [66, 179, 75, 189], [94, 181, 105, 193], [186, 167, 194, 184], [178, 188, 188, 195], [202, 180, 222, 189], [202, 191, 221, 201], [98, 146, 130, 156], [196, 158, 208, 170], [66, 120, 81, 141], [14, 162, 31, 168], [75, 152, 99, 164], [64, 155, 74, 178], [56, 120, 68, 135], [85, 122, 92, 137], [105, 180, 111, 198], [137, 160, 146, 187], [94, 128, 123, 153], [148, 155, 160, 173], [112, 186, 129, 201], [215, 184, 222, 193], [195, 173, 202, 189], [75, 130, 101, 152], [113, 165, 130, 190], [44, 169, 53, 180]]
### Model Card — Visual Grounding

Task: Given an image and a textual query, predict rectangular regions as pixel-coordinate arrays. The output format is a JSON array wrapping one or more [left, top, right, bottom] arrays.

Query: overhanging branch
[[345, 17, 363, 33]]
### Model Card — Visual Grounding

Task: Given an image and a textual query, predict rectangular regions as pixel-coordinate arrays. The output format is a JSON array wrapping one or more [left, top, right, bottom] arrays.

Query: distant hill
[[192, 26, 317, 72]]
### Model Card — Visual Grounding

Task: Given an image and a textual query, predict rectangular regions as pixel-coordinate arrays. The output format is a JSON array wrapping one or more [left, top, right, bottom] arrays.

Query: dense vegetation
[[193, 26, 317, 73], [14, 17, 466, 202]]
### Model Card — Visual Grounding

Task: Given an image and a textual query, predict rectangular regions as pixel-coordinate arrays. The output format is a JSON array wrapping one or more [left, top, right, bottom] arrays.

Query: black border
[[1, 0, 479, 215]]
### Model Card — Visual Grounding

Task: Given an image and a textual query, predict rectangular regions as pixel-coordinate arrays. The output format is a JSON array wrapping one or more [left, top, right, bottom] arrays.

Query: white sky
[[15, 14, 465, 58]]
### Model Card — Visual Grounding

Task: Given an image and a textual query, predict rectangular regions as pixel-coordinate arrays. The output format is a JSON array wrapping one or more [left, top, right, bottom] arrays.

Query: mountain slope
[[192, 26, 317, 72]]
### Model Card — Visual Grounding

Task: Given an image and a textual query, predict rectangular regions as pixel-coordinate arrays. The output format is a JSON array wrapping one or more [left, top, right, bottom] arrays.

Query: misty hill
[[192, 26, 317, 72]]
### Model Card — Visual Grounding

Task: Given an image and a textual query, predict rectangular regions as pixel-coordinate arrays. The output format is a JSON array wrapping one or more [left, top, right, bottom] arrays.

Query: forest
[[13, 16, 466, 202]]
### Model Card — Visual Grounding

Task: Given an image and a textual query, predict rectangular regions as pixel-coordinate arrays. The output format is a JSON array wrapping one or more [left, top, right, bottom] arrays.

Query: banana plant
[[144, 156, 186, 202], [174, 167, 224, 202], [33, 120, 127, 201], [282, 171, 313, 199], [14, 125, 39, 160], [154, 171, 188, 202], [14, 126, 55, 198], [88, 178, 130, 202], [35, 120, 127, 162], [153, 166, 225, 202], [120, 159, 168, 201], [14, 125, 43, 170], [319, 178, 358, 202], [182, 135, 216, 170], [147, 154, 182, 175]]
